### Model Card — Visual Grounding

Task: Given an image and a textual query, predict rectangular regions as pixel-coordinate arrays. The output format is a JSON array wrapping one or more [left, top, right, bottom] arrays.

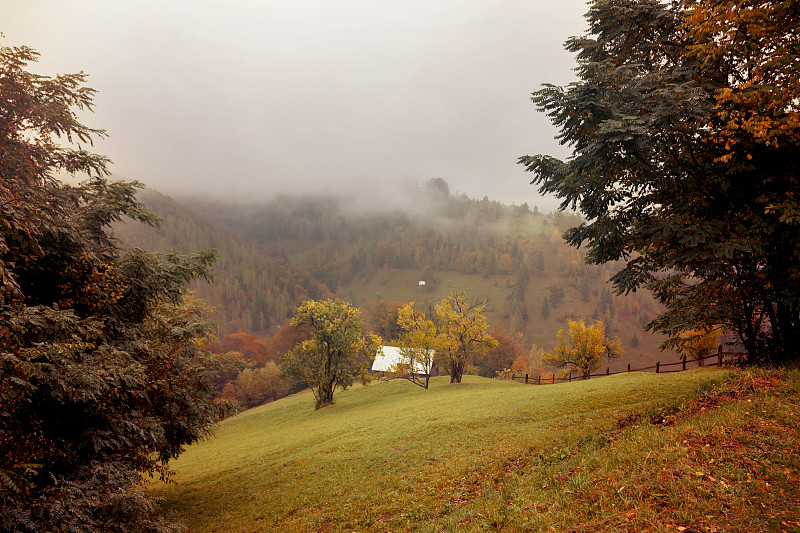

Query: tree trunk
[[315, 381, 335, 409], [450, 365, 462, 383], [775, 302, 799, 363], [450, 360, 464, 383]]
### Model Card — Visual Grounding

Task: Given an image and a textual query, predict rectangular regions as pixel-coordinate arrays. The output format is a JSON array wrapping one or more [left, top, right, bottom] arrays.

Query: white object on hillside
[[372, 346, 433, 374], [418, 280, 426, 286]]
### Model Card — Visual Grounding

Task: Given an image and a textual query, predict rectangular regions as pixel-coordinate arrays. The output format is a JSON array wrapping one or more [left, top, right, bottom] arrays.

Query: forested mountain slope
[[114, 183, 675, 368]]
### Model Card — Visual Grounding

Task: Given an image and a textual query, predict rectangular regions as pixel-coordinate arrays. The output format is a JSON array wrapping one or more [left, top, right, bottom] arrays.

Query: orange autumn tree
[[511, 354, 529, 376], [681, 0, 800, 361], [685, 0, 800, 161], [476, 325, 523, 377]]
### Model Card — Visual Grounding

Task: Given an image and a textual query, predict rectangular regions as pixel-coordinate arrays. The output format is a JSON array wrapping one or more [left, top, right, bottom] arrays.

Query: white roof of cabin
[[372, 345, 433, 374]]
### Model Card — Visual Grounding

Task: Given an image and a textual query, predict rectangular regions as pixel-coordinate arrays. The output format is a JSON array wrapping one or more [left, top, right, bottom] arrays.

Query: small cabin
[[372, 346, 434, 375]]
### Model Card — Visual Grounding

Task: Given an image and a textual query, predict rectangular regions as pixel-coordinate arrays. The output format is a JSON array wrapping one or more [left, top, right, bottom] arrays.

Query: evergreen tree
[[534, 251, 545, 275], [631, 332, 640, 347], [540, 296, 551, 319]]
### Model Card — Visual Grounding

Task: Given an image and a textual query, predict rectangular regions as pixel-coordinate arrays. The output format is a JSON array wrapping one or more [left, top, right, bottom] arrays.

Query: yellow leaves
[[430, 292, 496, 380], [435, 292, 494, 348], [677, 328, 721, 363], [545, 319, 622, 377], [287, 299, 380, 403], [397, 302, 440, 350]]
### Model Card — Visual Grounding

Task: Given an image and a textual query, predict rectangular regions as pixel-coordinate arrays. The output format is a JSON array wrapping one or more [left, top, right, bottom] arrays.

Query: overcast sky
[[5, 0, 589, 208]]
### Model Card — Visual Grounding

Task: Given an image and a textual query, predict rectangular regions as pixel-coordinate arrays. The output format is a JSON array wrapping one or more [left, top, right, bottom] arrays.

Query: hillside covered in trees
[[114, 180, 673, 372]]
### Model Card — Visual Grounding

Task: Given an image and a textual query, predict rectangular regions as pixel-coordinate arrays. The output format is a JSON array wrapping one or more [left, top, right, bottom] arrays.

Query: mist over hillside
[[114, 180, 675, 370]]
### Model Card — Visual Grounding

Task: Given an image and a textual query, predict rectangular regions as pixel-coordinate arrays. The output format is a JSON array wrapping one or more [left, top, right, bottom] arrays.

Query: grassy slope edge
[[150, 368, 800, 532]]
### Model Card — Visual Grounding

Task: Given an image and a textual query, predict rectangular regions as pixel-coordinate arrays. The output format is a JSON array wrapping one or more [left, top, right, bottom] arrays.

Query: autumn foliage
[[544, 319, 623, 379], [0, 46, 233, 532], [522, 0, 800, 363], [435, 292, 497, 383], [281, 299, 381, 408], [678, 328, 722, 366]]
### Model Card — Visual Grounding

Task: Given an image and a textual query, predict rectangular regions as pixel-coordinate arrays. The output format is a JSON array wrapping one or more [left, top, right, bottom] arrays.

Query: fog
[[5, 0, 588, 210]]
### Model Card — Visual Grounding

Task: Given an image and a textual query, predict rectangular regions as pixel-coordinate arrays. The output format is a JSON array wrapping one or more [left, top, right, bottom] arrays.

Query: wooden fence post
[[552, 374, 555, 384], [568, 372, 572, 382], [525, 374, 528, 384], [537, 374, 541, 385], [718, 345, 723, 367], [656, 362, 660, 374], [606, 367, 610, 375], [627, 363, 631, 372], [682, 358, 686, 371]]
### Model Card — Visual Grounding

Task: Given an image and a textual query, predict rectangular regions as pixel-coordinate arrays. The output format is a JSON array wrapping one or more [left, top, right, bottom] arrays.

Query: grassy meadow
[[148, 368, 800, 531]]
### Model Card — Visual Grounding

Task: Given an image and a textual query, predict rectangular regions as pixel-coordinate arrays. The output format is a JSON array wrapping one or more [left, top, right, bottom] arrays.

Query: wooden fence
[[511, 345, 742, 386]]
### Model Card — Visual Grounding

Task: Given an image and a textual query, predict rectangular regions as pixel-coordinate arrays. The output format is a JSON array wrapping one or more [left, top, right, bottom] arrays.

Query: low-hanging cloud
[[5, 0, 588, 209]]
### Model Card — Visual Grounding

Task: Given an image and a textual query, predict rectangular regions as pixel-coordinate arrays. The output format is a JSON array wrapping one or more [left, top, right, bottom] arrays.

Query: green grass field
[[148, 368, 800, 531]]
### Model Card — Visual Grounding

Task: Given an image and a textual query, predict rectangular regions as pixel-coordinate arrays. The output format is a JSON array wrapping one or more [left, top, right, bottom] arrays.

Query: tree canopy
[[520, 0, 800, 363], [281, 299, 380, 408], [435, 292, 496, 383], [394, 302, 439, 389], [0, 45, 231, 532], [544, 319, 623, 379]]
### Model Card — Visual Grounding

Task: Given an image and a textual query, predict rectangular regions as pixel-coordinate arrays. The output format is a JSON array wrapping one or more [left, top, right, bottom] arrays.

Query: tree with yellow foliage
[[677, 328, 722, 367], [544, 319, 622, 379], [394, 302, 440, 389], [435, 292, 497, 383], [281, 299, 381, 408]]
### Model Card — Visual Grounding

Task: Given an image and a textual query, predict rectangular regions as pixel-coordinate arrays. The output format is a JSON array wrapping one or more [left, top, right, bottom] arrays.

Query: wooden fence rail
[[511, 345, 741, 386]]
